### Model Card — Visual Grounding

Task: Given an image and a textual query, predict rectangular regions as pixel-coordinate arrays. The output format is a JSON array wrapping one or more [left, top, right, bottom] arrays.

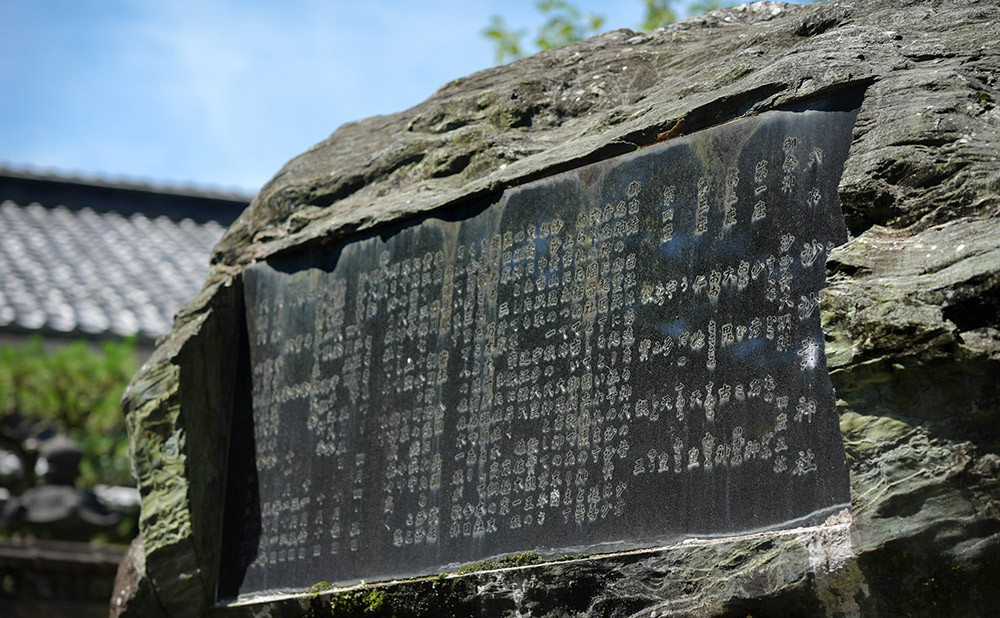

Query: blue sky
[[0, 1, 803, 195]]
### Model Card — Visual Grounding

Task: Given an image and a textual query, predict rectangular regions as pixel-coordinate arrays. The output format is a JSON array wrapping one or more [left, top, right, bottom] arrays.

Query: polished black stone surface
[[218, 103, 858, 599]]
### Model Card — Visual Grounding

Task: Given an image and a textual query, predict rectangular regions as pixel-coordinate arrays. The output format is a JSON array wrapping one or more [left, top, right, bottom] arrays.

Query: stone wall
[[115, 0, 1000, 616]]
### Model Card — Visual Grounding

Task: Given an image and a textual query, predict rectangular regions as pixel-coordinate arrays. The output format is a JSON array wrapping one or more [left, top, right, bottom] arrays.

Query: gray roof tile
[[0, 198, 230, 342]]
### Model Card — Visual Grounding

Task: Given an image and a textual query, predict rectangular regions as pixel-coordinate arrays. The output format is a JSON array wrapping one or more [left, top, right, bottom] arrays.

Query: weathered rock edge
[[117, 0, 1000, 616]]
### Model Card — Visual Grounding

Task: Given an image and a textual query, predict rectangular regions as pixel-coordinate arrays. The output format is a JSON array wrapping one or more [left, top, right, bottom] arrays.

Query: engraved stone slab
[[218, 103, 857, 600]]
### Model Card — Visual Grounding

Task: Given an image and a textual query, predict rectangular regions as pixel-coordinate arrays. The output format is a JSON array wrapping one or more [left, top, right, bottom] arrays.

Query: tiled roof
[[0, 167, 250, 343]]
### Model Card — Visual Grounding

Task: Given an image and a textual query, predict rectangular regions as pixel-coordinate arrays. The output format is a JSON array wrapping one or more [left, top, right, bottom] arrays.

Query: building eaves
[[0, 168, 250, 344]]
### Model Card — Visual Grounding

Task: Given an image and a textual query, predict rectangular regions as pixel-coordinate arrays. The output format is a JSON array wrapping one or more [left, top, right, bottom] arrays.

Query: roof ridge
[[0, 165, 251, 226], [0, 163, 256, 202]]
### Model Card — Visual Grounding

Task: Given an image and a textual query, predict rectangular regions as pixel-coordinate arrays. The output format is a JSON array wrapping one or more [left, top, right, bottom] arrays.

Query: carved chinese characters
[[218, 105, 857, 599]]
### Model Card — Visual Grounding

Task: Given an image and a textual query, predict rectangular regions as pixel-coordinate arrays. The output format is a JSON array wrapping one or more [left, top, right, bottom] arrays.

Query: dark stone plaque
[[218, 102, 858, 600]]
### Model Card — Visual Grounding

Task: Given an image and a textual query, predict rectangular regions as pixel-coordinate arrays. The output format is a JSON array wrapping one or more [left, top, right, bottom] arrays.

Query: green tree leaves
[[638, 0, 678, 32], [484, 0, 679, 64], [0, 337, 136, 489], [483, 15, 530, 65], [533, 1, 606, 52], [484, 1, 606, 65], [482, 0, 797, 65], [687, 1, 737, 16]]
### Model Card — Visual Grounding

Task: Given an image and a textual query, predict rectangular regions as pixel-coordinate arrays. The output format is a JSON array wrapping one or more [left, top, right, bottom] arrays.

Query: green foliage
[[484, 0, 676, 65], [533, 1, 605, 52], [485, 1, 835, 65], [0, 336, 137, 489], [482, 15, 530, 65], [638, 0, 677, 31], [687, 0, 738, 15], [484, 1, 604, 65]]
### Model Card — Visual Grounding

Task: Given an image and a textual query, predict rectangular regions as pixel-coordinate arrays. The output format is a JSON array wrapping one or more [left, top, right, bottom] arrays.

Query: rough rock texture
[[117, 0, 1000, 616]]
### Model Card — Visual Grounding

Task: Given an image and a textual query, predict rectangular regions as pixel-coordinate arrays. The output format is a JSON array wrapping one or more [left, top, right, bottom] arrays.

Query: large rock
[[118, 0, 1000, 615]]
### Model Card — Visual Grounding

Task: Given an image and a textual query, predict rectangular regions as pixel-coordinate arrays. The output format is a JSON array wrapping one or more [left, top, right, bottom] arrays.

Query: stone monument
[[114, 1, 1000, 616], [218, 100, 859, 599]]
